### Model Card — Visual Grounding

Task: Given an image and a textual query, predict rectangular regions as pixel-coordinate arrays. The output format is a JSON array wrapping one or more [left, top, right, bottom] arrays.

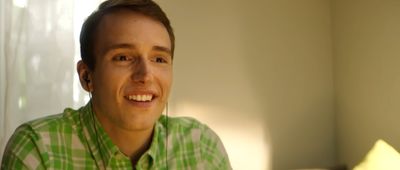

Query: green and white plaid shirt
[[1, 102, 231, 169]]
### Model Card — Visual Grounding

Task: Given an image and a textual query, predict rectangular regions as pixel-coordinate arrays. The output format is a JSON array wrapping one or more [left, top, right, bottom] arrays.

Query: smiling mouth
[[125, 94, 154, 102]]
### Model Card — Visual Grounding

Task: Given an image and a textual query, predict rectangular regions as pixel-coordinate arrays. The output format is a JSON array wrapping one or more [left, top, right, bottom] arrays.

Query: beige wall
[[333, 0, 400, 168], [157, 0, 335, 169]]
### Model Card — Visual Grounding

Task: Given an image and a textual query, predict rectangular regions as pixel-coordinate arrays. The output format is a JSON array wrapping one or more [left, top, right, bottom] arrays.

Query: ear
[[77, 60, 93, 92]]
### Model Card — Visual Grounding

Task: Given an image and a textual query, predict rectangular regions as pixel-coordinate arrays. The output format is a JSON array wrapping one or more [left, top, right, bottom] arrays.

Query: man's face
[[90, 10, 172, 131]]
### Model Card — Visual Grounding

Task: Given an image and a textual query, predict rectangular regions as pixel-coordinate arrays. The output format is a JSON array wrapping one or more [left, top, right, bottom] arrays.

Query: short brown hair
[[80, 0, 174, 70]]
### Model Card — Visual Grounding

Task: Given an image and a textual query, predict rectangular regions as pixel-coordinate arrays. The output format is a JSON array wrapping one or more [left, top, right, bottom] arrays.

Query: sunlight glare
[[72, 0, 99, 107], [12, 0, 27, 8]]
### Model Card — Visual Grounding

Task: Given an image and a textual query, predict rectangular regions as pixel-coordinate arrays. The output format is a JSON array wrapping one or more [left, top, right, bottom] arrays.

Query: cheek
[[94, 65, 129, 94], [158, 69, 173, 93]]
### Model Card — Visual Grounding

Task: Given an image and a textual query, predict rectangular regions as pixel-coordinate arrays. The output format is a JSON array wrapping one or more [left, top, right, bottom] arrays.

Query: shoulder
[[162, 116, 204, 128], [23, 107, 80, 132], [5, 107, 82, 151], [1, 107, 81, 169], [10, 107, 84, 151], [157, 116, 232, 169], [158, 115, 214, 136], [5, 107, 81, 149], [158, 115, 225, 146]]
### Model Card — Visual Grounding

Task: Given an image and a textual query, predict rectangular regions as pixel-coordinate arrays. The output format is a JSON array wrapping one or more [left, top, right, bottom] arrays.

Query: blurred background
[[1, 0, 400, 169]]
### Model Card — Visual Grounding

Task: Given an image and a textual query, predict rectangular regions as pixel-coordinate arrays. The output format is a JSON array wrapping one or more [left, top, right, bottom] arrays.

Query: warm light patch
[[172, 102, 271, 170], [353, 139, 400, 170]]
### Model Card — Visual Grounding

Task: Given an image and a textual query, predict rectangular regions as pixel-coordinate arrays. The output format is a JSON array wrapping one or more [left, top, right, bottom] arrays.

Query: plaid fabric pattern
[[1, 102, 231, 169]]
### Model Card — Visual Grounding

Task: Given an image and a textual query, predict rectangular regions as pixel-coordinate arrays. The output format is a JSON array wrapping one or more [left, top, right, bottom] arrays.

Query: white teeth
[[127, 95, 153, 102], [146, 95, 151, 101]]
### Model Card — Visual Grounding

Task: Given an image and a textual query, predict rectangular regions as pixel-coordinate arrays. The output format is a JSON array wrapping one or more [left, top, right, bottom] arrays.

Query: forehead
[[94, 9, 171, 54]]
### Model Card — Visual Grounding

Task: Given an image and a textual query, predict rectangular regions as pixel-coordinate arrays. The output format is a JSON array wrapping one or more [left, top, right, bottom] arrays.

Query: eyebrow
[[103, 43, 135, 54], [152, 46, 172, 55], [103, 43, 171, 56]]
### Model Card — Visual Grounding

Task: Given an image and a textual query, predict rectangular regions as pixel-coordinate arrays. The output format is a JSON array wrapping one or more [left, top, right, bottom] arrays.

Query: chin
[[122, 115, 158, 130]]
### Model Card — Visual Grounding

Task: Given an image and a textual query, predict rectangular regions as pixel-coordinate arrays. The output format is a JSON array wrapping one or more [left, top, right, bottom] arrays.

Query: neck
[[94, 113, 154, 165], [108, 127, 154, 165], [115, 128, 153, 165]]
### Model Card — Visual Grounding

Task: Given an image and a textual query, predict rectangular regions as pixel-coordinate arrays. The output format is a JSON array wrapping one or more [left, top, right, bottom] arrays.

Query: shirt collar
[[79, 101, 121, 168], [146, 116, 166, 160], [79, 101, 167, 168]]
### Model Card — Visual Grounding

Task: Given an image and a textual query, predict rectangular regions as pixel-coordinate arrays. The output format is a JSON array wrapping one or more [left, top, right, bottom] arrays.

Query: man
[[1, 0, 232, 169]]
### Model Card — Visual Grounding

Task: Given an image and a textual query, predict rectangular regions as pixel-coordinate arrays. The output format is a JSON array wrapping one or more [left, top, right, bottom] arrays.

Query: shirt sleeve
[[1, 124, 45, 170], [200, 125, 232, 170]]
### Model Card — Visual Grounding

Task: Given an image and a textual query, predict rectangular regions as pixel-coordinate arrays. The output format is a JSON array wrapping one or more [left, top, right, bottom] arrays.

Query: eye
[[113, 55, 129, 61], [155, 57, 167, 63]]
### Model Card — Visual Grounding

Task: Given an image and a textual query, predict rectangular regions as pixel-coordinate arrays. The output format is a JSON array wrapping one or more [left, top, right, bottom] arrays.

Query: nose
[[132, 58, 153, 84]]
